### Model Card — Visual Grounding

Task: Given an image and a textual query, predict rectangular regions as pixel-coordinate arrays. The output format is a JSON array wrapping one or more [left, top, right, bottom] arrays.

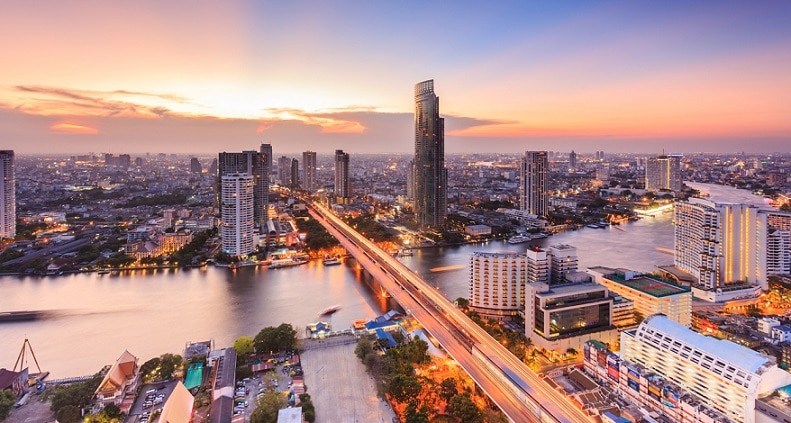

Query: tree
[[254, 324, 297, 353], [386, 374, 422, 403], [455, 297, 469, 310], [56, 405, 82, 423], [448, 393, 483, 423], [355, 336, 373, 360], [404, 400, 429, 423], [0, 389, 17, 421], [234, 336, 254, 359], [439, 378, 458, 403], [157, 353, 184, 380], [249, 391, 287, 423]]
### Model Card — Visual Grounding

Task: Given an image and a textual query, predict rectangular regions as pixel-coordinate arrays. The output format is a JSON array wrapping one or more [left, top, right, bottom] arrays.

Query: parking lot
[[127, 380, 179, 423]]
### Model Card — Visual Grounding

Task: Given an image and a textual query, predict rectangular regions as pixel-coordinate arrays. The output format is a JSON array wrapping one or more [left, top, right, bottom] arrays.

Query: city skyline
[[2, 1, 791, 155]]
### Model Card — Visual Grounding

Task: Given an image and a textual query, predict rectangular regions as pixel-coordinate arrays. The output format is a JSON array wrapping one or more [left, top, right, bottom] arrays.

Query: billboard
[[648, 382, 661, 400], [627, 377, 640, 392], [626, 367, 640, 392], [607, 355, 620, 382], [584, 343, 590, 361], [662, 387, 679, 408], [597, 350, 607, 368]]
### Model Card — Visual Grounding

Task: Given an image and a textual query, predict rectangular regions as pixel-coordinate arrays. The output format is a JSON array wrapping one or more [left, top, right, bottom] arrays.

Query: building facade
[[302, 150, 317, 192], [549, 244, 578, 284], [218, 148, 268, 226], [220, 174, 255, 257], [621, 314, 791, 423], [645, 154, 683, 192], [413, 79, 447, 228], [0, 150, 14, 239], [468, 251, 526, 320], [290, 158, 299, 189], [334, 149, 351, 203], [588, 266, 692, 327], [277, 156, 291, 187], [520, 151, 549, 216]]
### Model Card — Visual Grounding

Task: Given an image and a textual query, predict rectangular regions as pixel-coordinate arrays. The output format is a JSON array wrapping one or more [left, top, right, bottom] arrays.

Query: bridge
[[308, 202, 592, 423]]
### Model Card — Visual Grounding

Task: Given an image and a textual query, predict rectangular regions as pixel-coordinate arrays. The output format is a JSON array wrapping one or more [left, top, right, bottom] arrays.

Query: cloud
[[50, 122, 99, 134]]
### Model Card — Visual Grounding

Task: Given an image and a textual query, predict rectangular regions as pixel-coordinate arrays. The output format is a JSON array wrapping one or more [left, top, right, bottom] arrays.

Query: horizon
[[2, 1, 791, 155]]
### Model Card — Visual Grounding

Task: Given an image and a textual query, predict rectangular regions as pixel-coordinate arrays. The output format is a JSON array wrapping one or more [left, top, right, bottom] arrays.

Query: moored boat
[[507, 235, 532, 244]]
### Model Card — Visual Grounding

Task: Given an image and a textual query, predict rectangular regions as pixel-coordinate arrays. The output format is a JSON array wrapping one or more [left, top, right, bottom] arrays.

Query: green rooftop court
[[617, 275, 690, 297]]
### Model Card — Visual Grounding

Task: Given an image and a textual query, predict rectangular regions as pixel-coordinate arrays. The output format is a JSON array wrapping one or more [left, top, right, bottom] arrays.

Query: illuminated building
[[0, 150, 14, 239], [568, 150, 577, 170], [588, 267, 692, 327], [524, 281, 619, 355], [468, 251, 526, 321], [520, 151, 548, 216], [620, 314, 791, 423], [757, 210, 791, 283], [525, 247, 549, 284], [549, 244, 578, 284], [218, 149, 269, 226], [334, 149, 351, 203], [302, 150, 317, 192], [645, 154, 682, 192], [220, 173, 255, 257], [413, 79, 447, 228]]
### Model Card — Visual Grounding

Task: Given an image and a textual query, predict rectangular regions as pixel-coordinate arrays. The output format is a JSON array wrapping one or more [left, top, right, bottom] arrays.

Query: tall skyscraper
[[277, 156, 291, 186], [645, 154, 682, 192], [189, 157, 202, 174], [220, 173, 255, 257], [568, 150, 577, 169], [302, 151, 317, 192], [0, 150, 15, 239], [334, 149, 350, 203], [218, 150, 268, 226], [290, 159, 299, 189], [520, 151, 549, 216], [413, 79, 447, 228], [260, 143, 273, 181]]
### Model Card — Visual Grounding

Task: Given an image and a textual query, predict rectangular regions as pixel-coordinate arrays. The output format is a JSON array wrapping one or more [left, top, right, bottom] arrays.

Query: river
[[0, 213, 673, 378]]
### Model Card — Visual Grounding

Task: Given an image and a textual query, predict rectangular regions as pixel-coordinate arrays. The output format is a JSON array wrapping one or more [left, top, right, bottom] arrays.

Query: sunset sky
[[2, 1, 790, 155]]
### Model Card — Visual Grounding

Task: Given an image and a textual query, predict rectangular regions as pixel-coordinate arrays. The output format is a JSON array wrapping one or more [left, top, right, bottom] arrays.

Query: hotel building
[[620, 314, 791, 423], [645, 154, 682, 193], [468, 251, 526, 321], [588, 266, 692, 327], [220, 174, 255, 257]]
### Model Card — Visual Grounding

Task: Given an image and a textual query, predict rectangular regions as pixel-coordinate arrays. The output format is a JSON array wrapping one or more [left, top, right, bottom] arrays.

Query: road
[[308, 202, 592, 423]]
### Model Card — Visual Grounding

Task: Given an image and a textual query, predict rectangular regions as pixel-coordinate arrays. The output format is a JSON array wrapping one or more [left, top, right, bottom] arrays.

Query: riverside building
[[520, 151, 549, 216], [413, 79, 447, 228], [468, 251, 526, 321], [220, 173, 255, 257], [645, 154, 682, 193]]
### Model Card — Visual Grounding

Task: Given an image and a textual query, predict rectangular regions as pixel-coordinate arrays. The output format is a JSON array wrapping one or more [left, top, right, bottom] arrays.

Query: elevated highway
[[308, 202, 592, 423]]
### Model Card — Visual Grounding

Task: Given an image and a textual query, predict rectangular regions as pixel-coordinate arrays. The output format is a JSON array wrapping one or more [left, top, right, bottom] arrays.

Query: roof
[[159, 382, 194, 423], [0, 368, 24, 390], [375, 328, 397, 347], [96, 350, 138, 396], [277, 407, 303, 423], [209, 396, 233, 423], [613, 275, 690, 298], [643, 315, 770, 373]]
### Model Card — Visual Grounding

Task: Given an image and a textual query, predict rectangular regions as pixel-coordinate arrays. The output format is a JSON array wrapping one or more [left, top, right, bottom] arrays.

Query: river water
[[0, 213, 672, 378]]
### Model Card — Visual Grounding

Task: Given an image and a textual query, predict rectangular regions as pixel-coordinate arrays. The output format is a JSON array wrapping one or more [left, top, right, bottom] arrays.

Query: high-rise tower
[[220, 173, 255, 257], [0, 150, 15, 239], [520, 151, 549, 216], [218, 150, 268, 226], [290, 159, 299, 189], [302, 151, 317, 192], [413, 79, 447, 228], [645, 154, 682, 192], [260, 143, 273, 181], [334, 149, 350, 203]]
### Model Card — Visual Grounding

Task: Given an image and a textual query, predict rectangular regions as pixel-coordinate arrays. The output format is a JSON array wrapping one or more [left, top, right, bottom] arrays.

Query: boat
[[319, 304, 341, 316], [97, 269, 110, 275], [532, 233, 548, 239], [398, 249, 414, 257], [0, 311, 42, 323], [269, 258, 308, 269], [322, 255, 341, 266], [507, 235, 533, 244]]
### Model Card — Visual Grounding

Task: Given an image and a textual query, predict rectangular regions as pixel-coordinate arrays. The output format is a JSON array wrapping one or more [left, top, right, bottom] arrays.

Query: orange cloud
[[50, 122, 99, 134]]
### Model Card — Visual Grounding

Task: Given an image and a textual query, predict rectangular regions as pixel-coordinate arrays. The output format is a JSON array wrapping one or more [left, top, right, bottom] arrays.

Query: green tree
[[455, 297, 469, 310], [140, 357, 161, 381], [439, 378, 458, 403], [354, 336, 373, 360], [404, 400, 429, 423], [0, 389, 17, 421], [249, 391, 287, 423], [234, 336, 254, 359], [253, 324, 297, 353], [56, 405, 82, 423], [157, 353, 183, 380], [448, 393, 483, 423], [298, 394, 315, 423], [386, 374, 422, 403]]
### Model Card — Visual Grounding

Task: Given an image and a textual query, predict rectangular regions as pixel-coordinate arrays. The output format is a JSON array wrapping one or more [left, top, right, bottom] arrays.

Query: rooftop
[[616, 275, 690, 297]]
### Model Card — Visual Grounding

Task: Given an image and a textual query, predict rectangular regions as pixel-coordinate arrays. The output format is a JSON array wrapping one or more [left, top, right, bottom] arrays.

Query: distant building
[[524, 281, 619, 356], [520, 151, 549, 216], [645, 154, 682, 192], [302, 150, 317, 192], [190, 157, 202, 174], [334, 149, 351, 203], [621, 314, 791, 423], [290, 158, 299, 189], [277, 156, 291, 187], [464, 224, 491, 237], [469, 251, 525, 321], [588, 266, 692, 327], [220, 174, 255, 257], [0, 150, 15, 238], [413, 79, 447, 228], [568, 150, 577, 170], [260, 143, 273, 179], [218, 149, 268, 226]]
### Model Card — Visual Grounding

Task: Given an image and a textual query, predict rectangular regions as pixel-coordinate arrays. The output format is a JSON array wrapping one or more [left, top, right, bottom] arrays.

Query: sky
[[1, 1, 790, 155]]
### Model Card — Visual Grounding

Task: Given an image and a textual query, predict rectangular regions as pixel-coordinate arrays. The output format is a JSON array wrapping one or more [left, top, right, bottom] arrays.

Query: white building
[[645, 154, 682, 193], [221, 174, 255, 257], [621, 314, 791, 423], [0, 150, 14, 239], [549, 244, 578, 284], [469, 251, 525, 321], [525, 247, 549, 284]]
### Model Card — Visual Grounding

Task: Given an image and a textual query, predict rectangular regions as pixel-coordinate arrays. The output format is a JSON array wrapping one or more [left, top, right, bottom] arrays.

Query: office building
[[0, 150, 14, 239], [277, 156, 291, 186], [520, 151, 549, 216], [588, 267, 692, 327], [220, 174, 255, 257], [621, 314, 791, 423], [302, 151, 317, 192], [645, 154, 682, 193], [218, 149, 268, 226], [190, 157, 202, 174], [413, 79, 447, 228], [334, 149, 351, 203], [569, 150, 577, 170], [549, 244, 578, 284], [468, 251, 526, 321], [260, 143, 273, 180], [524, 281, 619, 355]]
